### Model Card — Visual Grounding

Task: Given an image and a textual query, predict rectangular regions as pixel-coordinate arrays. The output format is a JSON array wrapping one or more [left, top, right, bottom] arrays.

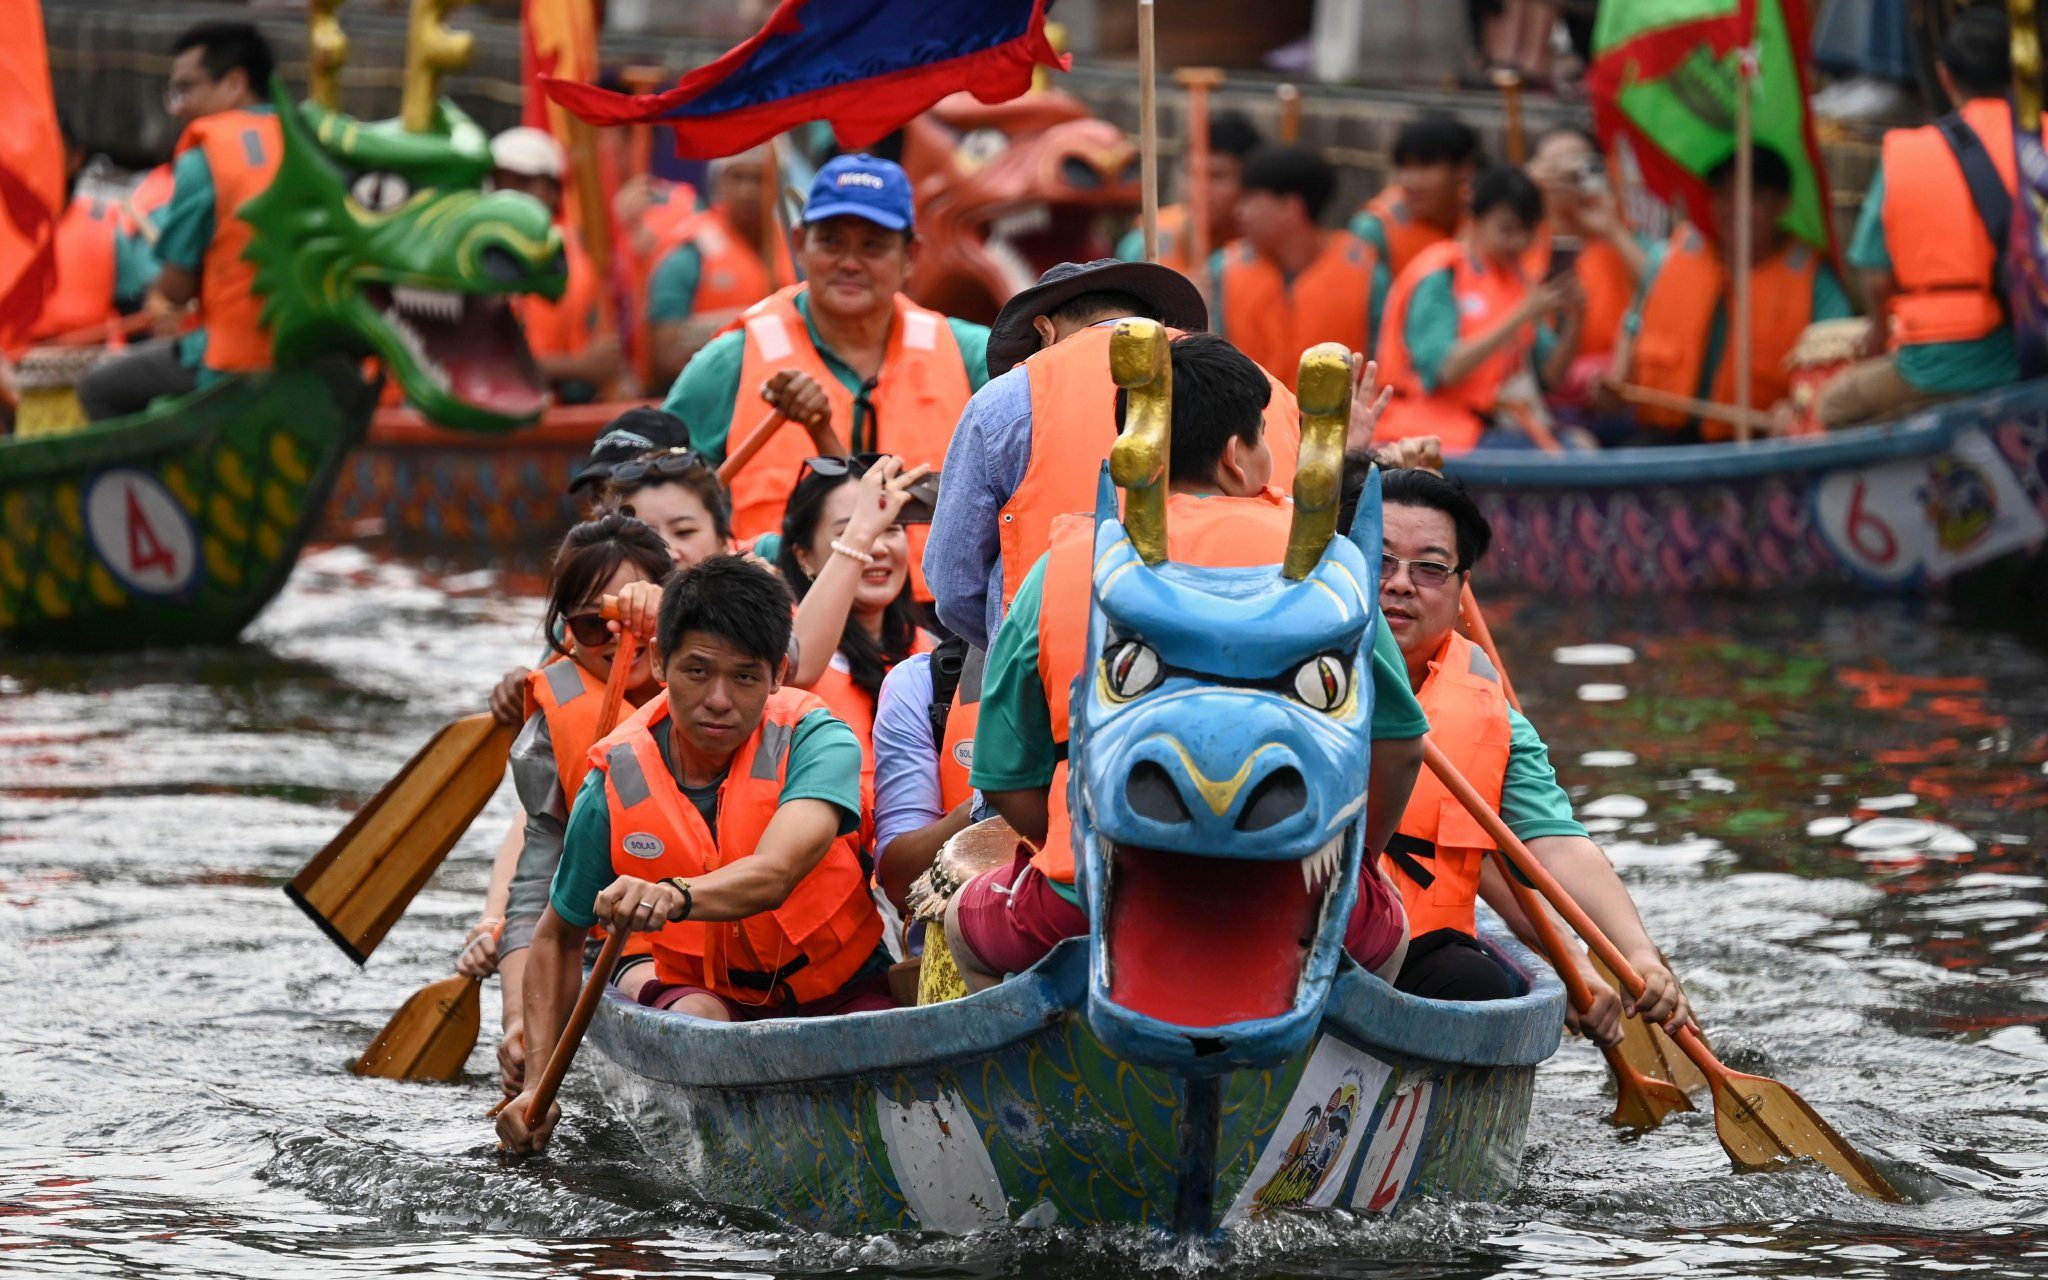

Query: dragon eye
[[957, 127, 1008, 169], [351, 171, 412, 213], [1103, 640, 1162, 701], [1292, 654, 1350, 712]]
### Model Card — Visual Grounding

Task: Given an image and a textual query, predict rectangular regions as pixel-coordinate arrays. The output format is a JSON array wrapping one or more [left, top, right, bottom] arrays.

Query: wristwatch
[[664, 876, 694, 922]]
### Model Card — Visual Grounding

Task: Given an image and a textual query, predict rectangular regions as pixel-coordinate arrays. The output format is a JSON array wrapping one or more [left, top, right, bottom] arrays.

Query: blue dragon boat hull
[[584, 937, 1564, 1236], [1446, 382, 2048, 595]]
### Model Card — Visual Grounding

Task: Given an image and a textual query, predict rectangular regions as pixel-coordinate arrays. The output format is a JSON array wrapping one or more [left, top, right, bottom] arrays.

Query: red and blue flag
[[543, 0, 1067, 159]]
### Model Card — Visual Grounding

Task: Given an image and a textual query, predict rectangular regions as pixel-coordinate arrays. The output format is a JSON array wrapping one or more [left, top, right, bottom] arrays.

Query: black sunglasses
[[563, 611, 615, 648], [801, 452, 885, 480], [610, 447, 711, 485]]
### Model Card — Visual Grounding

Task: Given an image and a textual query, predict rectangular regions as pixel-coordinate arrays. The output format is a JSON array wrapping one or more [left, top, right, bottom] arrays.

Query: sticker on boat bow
[[84, 469, 199, 597], [622, 832, 665, 859], [1814, 428, 2047, 585]]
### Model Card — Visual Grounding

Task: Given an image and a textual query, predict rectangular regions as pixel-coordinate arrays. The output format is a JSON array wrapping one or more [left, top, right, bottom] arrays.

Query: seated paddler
[[499, 556, 889, 1155], [943, 332, 1427, 991], [1358, 463, 1694, 1039]]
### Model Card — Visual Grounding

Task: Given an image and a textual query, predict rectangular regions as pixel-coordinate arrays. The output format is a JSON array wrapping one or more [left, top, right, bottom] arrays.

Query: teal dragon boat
[[577, 331, 1567, 1235], [0, 0, 565, 652]]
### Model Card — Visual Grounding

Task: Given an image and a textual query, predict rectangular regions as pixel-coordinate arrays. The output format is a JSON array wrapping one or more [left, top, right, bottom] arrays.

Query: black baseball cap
[[985, 259, 1207, 377], [568, 408, 693, 495]]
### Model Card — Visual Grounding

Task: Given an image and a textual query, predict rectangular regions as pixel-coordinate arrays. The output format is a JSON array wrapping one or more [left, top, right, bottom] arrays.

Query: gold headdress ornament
[[1285, 343, 1352, 580], [2014, 0, 2042, 131], [401, 0, 477, 133], [1109, 319, 1172, 565], [308, 0, 349, 110]]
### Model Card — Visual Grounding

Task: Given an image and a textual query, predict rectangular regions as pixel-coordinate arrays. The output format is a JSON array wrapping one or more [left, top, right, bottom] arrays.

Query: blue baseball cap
[[803, 154, 915, 233]]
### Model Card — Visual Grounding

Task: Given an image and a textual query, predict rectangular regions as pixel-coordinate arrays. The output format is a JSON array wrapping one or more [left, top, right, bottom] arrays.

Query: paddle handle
[[1457, 584, 1523, 714], [525, 925, 629, 1128], [1422, 738, 1729, 1092], [716, 409, 791, 484]]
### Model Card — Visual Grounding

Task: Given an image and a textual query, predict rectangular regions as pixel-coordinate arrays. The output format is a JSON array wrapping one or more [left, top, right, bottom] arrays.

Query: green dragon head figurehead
[[238, 82, 567, 431]]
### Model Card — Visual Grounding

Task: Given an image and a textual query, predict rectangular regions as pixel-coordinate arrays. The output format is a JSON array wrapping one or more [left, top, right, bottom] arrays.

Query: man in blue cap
[[661, 154, 990, 547]]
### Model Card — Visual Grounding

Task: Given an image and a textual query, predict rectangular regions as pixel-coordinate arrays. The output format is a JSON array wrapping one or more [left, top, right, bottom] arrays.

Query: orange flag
[[521, 0, 619, 329], [0, 0, 65, 349]]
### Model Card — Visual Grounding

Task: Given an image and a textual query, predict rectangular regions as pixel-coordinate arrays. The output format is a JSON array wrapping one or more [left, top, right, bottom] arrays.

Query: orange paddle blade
[[1605, 1046, 1694, 1129], [355, 974, 481, 1081]]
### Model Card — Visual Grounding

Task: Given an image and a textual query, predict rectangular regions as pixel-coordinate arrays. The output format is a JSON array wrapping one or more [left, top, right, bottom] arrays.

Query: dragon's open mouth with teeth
[[358, 283, 547, 421], [902, 90, 1141, 324]]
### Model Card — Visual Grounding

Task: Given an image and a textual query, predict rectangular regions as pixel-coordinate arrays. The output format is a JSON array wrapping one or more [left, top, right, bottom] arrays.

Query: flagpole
[[762, 134, 783, 289], [1176, 67, 1224, 296], [1138, 0, 1159, 260], [1732, 46, 1755, 445]]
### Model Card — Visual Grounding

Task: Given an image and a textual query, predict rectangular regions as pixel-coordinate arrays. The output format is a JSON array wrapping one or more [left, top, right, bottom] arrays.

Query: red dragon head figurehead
[[900, 90, 1141, 325]]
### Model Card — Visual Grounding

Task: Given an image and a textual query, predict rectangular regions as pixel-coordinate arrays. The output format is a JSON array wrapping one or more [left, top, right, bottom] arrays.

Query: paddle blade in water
[[1607, 1046, 1694, 1129], [1708, 1064, 1904, 1202], [286, 714, 515, 964], [355, 974, 481, 1082]]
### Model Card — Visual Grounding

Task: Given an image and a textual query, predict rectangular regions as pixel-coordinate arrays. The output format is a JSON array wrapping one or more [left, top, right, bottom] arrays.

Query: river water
[[2, 544, 2044, 1278]]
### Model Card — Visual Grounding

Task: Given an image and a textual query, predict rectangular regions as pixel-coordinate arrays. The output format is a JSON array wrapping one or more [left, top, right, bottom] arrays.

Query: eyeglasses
[[564, 612, 615, 648], [801, 452, 884, 480], [1380, 553, 1459, 589], [610, 447, 710, 485]]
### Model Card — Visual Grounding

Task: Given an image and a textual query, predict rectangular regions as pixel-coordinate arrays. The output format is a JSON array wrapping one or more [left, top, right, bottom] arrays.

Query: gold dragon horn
[[401, 0, 477, 133], [1109, 319, 1172, 565], [2014, 0, 2043, 132], [308, 0, 349, 110], [1285, 343, 1353, 580]]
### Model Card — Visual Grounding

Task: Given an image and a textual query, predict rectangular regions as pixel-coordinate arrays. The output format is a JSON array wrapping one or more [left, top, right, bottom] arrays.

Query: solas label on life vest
[[622, 832, 665, 859]]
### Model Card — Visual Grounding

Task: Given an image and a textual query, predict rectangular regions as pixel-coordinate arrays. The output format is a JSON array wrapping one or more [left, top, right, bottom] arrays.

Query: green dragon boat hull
[[0, 357, 375, 651]]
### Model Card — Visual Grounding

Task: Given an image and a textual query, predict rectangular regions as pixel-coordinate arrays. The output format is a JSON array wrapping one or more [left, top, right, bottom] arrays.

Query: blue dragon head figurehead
[[1071, 323, 1383, 1075]]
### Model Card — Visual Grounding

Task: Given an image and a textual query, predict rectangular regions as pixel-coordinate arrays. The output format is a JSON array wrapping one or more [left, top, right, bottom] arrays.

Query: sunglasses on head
[[610, 447, 710, 485], [1380, 553, 1458, 589], [801, 452, 884, 480], [563, 611, 615, 648]]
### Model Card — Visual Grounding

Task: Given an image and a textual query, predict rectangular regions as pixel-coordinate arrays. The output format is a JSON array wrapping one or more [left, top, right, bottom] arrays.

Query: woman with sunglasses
[[460, 514, 674, 1098], [776, 454, 935, 849], [601, 447, 735, 569]]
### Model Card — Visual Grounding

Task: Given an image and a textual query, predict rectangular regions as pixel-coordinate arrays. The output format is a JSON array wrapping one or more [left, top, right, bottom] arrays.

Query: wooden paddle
[[526, 925, 629, 1129], [1424, 739, 1904, 1201], [716, 408, 791, 485]]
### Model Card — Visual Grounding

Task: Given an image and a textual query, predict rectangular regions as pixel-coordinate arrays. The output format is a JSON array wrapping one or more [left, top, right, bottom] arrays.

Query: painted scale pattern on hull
[[0, 360, 372, 650], [325, 444, 583, 544], [586, 1009, 1536, 1235]]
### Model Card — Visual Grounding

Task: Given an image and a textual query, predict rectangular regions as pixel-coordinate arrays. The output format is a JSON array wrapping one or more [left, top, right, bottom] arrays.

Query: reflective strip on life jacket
[[1380, 630, 1512, 938], [524, 655, 610, 803], [1217, 232, 1376, 391], [1027, 489, 1296, 883], [1881, 98, 2018, 347], [1000, 323, 1303, 612], [177, 109, 283, 373], [1373, 239, 1530, 455], [593, 692, 881, 1005]]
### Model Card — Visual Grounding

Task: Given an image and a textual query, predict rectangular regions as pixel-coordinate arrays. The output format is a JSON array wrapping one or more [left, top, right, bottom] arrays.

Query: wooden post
[[1492, 68, 1526, 165], [1732, 47, 1756, 444], [1277, 83, 1302, 143], [1175, 67, 1225, 289], [1138, 0, 1160, 260]]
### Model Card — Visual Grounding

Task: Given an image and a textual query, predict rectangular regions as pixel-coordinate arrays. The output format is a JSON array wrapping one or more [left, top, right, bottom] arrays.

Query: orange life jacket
[[26, 194, 119, 344], [1216, 232, 1377, 391], [520, 232, 598, 361], [1374, 239, 1532, 455], [525, 656, 653, 959], [1030, 488, 1296, 883], [593, 693, 881, 1005], [658, 204, 789, 320], [1002, 323, 1303, 610], [128, 163, 177, 223], [1358, 186, 1455, 279], [937, 647, 983, 812], [812, 630, 935, 851], [1630, 224, 1819, 441], [628, 179, 702, 384], [1380, 630, 1511, 937], [1881, 97, 2018, 347], [1521, 223, 1636, 359], [727, 285, 971, 603], [174, 109, 283, 373]]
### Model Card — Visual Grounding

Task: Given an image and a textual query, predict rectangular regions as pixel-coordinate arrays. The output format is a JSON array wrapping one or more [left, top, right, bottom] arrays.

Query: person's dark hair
[[1046, 289, 1157, 328], [776, 470, 918, 696], [1393, 115, 1482, 168], [601, 449, 734, 541], [543, 513, 673, 658], [1208, 112, 1264, 160], [657, 554, 795, 669], [1378, 466, 1493, 571], [1240, 145, 1338, 222], [1706, 144, 1794, 197], [1942, 7, 2012, 100], [1470, 166, 1543, 226], [172, 21, 275, 91], [1113, 332, 1270, 483]]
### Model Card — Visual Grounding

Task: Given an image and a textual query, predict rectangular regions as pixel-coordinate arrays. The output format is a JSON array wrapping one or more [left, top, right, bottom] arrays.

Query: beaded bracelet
[[830, 539, 876, 566]]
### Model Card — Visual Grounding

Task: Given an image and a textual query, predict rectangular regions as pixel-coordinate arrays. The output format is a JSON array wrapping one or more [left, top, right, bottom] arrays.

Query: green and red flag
[[1590, 0, 1836, 257]]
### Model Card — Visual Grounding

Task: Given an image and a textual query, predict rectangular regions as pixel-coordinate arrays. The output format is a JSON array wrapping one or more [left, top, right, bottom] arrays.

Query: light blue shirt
[[925, 317, 1133, 650], [873, 652, 946, 859]]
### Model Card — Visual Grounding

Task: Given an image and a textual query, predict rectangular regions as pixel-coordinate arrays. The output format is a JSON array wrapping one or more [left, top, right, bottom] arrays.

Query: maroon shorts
[[952, 843, 1089, 976], [634, 966, 896, 1021], [1343, 868, 1407, 973]]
